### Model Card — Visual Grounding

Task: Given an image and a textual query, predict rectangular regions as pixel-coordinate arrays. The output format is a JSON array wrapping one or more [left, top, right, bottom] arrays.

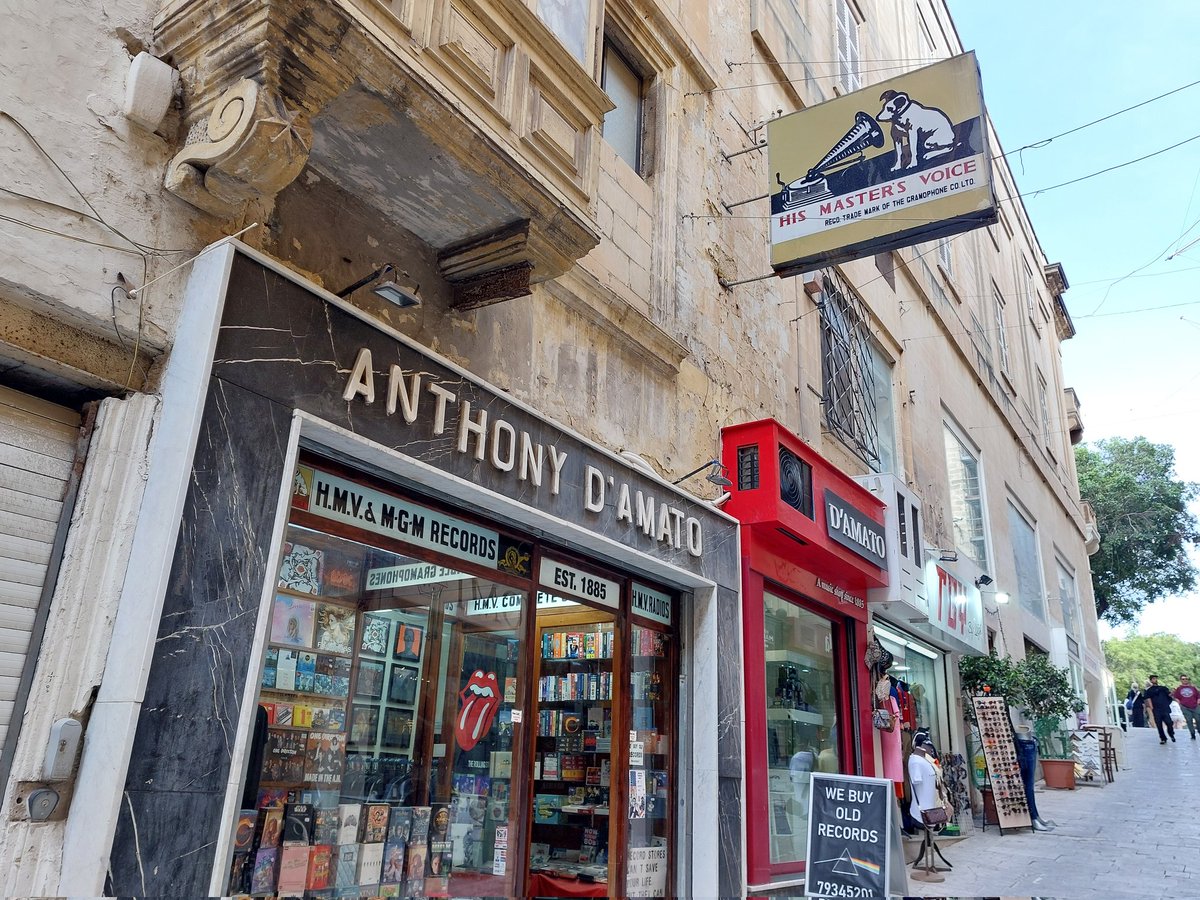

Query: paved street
[[907, 726, 1199, 898]]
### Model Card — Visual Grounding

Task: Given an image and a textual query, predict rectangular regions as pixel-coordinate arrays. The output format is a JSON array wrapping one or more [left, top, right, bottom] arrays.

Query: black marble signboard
[[106, 251, 743, 896]]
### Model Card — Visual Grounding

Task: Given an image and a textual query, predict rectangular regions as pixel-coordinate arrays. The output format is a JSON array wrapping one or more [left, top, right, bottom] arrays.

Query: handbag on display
[[872, 707, 895, 732], [873, 674, 892, 704], [920, 805, 949, 827]]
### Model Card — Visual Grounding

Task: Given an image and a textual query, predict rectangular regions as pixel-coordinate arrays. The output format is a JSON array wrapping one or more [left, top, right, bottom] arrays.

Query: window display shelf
[[766, 707, 825, 726], [764, 648, 825, 668]]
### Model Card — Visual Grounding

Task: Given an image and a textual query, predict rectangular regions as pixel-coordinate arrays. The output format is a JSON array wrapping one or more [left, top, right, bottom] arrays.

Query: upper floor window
[[1057, 560, 1080, 646], [869, 343, 897, 475], [1037, 370, 1051, 438], [994, 289, 1010, 374], [944, 424, 988, 570], [601, 37, 645, 173], [937, 238, 953, 275], [1022, 259, 1041, 333], [535, 0, 594, 66], [1008, 501, 1045, 621], [819, 272, 881, 469], [836, 0, 861, 93]]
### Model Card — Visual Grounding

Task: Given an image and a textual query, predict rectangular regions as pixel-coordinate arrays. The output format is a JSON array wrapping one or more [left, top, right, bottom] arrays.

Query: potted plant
[[958, 651, 1024, 814], [958, 651, 1024, 723], [1016, 654, 1085, 789]]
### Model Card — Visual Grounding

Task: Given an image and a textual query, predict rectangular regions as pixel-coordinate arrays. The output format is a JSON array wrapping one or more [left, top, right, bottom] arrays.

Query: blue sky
[[946, 0, 1200, 641]]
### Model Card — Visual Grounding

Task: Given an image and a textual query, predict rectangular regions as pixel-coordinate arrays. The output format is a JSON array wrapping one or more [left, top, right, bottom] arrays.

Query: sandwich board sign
[[803, 772, 904, 897]]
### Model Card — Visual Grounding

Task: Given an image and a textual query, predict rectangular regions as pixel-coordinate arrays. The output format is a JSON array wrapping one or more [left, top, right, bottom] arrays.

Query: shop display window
[[528, 605, 617, 896], [874, 626, 946, 750], [762, 592, 842, 867], [624, 621, 674, 898], [228, 517, 527, 898], [225, 460, 680, 899]]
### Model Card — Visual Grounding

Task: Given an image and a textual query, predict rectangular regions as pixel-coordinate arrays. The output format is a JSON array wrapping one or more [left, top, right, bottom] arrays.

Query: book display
[[624, 623, 673, 898], [225, 461, 681, 898], [528, 614, 616, 894]]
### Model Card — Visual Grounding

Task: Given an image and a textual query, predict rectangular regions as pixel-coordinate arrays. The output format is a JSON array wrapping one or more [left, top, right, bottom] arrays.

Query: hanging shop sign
[[767, 52, 996, 276], [803, 772, 893, 898], [824, 489, 887, 568], [928, 563, 986, 654], [632, 583, 673, 625], [538, 557, 619, 609], [295, 466, 500, 568]]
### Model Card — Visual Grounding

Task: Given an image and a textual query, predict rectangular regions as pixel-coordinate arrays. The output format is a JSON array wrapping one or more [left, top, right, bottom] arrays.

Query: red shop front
[[721, 420, 887, 890]]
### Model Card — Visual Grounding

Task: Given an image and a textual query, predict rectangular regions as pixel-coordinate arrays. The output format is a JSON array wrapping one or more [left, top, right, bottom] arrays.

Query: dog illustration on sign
[[773, 85, 972, 213], [876, 89, 956, 171]]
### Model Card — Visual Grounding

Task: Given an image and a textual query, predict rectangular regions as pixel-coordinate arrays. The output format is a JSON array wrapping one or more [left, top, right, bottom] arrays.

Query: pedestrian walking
[[1129, 682, 1147, 729], [1173, 674, 1200, 739], [1144, 675, 1176, 744]]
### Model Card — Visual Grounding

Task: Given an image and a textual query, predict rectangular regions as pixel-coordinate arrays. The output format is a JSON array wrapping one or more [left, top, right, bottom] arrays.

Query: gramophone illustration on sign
[[773, 87, 979, 213]]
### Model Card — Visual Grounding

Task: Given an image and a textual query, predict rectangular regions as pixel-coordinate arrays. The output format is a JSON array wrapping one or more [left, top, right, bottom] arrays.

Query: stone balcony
[[154, 0, 614, 306], [1064, 387, 1084, 445]]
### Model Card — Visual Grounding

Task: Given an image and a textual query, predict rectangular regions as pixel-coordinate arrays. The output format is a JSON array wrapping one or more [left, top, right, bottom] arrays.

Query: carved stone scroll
[[165, 79, 312, 217]]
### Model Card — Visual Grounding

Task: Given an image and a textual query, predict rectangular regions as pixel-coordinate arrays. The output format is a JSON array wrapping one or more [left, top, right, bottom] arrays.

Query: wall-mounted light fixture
[[974, 574, 994, 587], [336, 264, 421, 308], [925, 546, 958, 563], [672, 459, 733, 488], [982, 589, 1010, 614]]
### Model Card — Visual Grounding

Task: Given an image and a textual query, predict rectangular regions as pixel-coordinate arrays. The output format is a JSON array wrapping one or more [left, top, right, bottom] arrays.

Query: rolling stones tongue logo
[[456, 670, 500, 751]]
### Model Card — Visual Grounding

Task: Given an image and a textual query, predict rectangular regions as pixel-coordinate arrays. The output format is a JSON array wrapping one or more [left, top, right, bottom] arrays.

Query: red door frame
[[741, 545, 874, 886]]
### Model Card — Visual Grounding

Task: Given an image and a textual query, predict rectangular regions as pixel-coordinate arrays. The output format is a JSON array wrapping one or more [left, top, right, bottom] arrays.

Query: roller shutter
[[0, 386, 79, 747]]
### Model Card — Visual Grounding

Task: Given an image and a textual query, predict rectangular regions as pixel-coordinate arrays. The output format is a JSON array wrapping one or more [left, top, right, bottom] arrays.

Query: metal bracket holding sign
[[803, 772, 903, 898]]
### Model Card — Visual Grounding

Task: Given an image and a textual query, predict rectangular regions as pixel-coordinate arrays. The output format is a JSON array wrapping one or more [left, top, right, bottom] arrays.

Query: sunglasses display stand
[[971, 695, 1033, 833]]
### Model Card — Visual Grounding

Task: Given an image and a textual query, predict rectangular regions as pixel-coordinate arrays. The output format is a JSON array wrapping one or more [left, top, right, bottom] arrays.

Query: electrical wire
[[687, 62, 924, 96], [0, 109, 189, 255], [727, 56, 940, 67], [1021, 132, 1200, 200], [0, 213, 154, 255], [996, 76, 1200, 160], [0, 186, 188, 256]]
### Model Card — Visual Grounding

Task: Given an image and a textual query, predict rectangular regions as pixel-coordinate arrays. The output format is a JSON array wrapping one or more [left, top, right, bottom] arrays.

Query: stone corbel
[[439, 221, 535, 310], [165, 79, 312, 217]]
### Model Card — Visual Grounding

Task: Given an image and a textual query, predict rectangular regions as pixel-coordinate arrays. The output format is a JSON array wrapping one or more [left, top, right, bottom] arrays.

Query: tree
[[1102, 633, 1200, 694], [1075, 436, 1199, 625]]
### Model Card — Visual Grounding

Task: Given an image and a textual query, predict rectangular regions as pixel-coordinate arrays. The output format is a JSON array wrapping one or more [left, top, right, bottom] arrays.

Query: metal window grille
[[819, 271, 880, 469], [836, 0, 860, 92]]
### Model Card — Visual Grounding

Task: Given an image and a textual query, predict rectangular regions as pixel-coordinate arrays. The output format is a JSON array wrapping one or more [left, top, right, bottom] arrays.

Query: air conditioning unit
[[853, 473, 925, 607]]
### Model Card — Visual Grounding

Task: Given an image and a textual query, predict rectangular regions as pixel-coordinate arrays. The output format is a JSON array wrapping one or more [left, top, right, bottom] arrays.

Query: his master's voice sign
[[803, 773, 895, 898]]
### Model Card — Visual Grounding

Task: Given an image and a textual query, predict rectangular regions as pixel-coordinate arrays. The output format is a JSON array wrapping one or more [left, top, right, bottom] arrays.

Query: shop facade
[[67, 243, 742, 897], [720, 420, 887, 892], [856, 472, 988, 826]]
